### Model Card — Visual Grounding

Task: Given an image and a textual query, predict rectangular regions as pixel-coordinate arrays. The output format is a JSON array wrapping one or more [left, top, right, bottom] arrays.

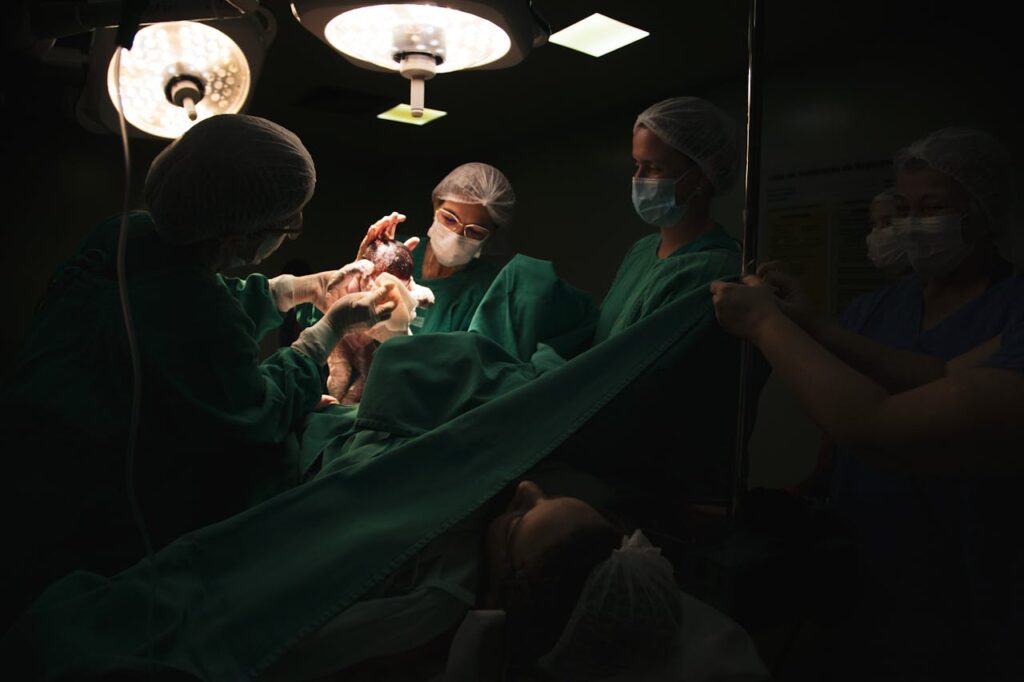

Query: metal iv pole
[[730, 0, 766, 522]]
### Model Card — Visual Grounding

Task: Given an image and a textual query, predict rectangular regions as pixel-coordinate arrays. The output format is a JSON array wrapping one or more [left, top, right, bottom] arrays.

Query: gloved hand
[[269, 260, 379, 313], [365, 272, 419, 343], [290, 281, 401, 365], [355, 212, 421, 261]]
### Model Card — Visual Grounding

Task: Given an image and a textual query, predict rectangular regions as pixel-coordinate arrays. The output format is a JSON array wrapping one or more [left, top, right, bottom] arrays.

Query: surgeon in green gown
[[409, 162, 515, 333], [344, 161, 515, 335], [300, 162, 515, 336], [552, 97, 746, 524], [0, 115, 398, 625], [596, 96, 742, 343]]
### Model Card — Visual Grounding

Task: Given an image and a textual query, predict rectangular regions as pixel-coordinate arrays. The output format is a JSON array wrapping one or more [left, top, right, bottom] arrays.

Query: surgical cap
[[539, 530, 684, 678], [894, 127, 1012, 235], [432, 162, 516, 229], [144, 114, 316, 245], [635, 97, 738, 193]]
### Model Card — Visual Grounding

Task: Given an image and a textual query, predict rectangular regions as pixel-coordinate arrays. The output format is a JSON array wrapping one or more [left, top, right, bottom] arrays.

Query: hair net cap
[[432, 162, 516, 229], [635, 97, 738, 193], [894, 127, 1012, 236], [144, 114, 316, 245], [539, 530, 684, 678]]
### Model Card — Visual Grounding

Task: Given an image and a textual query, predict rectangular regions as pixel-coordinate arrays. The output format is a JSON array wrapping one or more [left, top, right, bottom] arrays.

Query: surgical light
[[292, 1, 549, 117], [106, 21, 251, 139], [548, 13, 648, 58]]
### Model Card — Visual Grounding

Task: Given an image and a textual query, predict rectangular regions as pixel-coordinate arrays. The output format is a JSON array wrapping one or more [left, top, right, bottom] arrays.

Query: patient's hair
[[503, 519, 625, 674]]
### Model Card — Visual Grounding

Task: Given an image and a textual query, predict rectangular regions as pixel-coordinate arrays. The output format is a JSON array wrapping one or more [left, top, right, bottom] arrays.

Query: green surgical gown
[[408, 236, 500, 334], [8, 257, 741, 681], [595, 226, 740, 343], [0, 213, 322, 617]]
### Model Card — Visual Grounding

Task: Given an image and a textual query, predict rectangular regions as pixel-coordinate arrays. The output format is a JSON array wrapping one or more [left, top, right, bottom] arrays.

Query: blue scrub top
[[832, 264, 1024, 674]]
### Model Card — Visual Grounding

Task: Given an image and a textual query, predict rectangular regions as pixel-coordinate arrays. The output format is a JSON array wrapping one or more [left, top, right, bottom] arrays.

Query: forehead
[[439, 199, 492, 227], [632, 126, 691, 165], [894, 165, 967, 202], [512, 497, 606, 558]]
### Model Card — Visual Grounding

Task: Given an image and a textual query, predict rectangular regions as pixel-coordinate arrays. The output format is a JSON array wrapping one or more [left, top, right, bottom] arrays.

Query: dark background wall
[[3, 0, 1020, 485]]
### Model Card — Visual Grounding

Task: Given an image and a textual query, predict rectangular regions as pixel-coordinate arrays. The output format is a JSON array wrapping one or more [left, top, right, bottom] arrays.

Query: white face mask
[[428, 220, 483, 267], [223, 233, 286, 270], [892, 214, 972, 278], [865, 227, 908, 274], [252, 233, 286, 264]]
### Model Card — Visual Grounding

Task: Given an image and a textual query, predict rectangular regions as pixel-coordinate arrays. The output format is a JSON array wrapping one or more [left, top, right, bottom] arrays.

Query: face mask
[[223, 233, 286, 269], [252, 233, 286, 265], [428, 221, 483, 267], [865, 227, 908, 274], [893, 214, 972, 278], [631, 167, 699, 227]]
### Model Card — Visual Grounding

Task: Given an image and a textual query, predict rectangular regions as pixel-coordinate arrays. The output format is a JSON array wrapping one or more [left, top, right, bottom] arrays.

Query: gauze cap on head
[[144, 114, 316, 245], [635, 97, 738, 193], [539, 530, 684, 679], [894, 127, 1012, 236], [432, 162, 516, 229]]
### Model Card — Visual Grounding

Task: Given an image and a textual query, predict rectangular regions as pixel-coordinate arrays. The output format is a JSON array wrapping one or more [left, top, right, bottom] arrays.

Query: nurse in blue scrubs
[[715, 126, 1024, 681]]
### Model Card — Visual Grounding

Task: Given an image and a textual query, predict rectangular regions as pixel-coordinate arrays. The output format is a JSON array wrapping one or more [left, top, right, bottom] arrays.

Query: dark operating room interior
[[2, 0, 1023, 680]]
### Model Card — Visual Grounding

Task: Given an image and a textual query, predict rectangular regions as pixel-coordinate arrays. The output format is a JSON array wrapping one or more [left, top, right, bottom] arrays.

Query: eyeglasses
[[435, 207, 491, 242]]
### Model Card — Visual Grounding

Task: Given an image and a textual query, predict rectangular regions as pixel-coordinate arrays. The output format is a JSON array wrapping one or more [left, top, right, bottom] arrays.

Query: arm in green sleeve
[[218, 273, 286, 342], [161, 286, 323, 445]]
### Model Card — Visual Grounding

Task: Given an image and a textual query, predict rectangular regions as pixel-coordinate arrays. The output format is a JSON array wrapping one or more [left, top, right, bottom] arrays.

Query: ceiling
[[7, 0, 1004, 161]]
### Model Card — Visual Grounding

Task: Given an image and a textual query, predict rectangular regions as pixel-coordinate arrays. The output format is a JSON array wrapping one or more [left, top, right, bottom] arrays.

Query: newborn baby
[[324, 236, 434, 404]]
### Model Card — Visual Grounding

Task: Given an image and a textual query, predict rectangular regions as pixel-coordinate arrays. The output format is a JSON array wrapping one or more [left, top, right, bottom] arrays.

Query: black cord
[[115, 0, 150, 49]]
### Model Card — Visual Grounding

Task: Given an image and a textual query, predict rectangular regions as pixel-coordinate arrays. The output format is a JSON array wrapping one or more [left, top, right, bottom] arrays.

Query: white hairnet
[[432, 162, 516, 229], [894, 127, 1012, 236], [539, 530, 684, 679], [635, 97, 738, 193], [144, 114, 316, 245]]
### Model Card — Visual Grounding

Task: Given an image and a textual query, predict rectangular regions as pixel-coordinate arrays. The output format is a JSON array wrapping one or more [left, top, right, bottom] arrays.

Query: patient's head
[[482, 481, 624, 667], [481, 480, 685, 678]]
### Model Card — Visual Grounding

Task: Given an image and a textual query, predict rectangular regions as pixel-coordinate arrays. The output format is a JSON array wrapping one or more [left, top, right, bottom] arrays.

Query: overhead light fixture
[[548, 13, 648, 57], [77, 8, 276, 139], [291, 1, 549, 117], [377, 103, 446, 125], [106, 21, 251, 138]]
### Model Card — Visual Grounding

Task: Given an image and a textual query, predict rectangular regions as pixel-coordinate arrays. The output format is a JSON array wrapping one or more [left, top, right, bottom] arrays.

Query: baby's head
[[360, 237, 414, 284]]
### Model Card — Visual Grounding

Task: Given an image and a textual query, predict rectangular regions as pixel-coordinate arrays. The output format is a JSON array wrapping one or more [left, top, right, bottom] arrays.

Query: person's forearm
[[753, 313, 891, 451], [815, 321, 946, 392]]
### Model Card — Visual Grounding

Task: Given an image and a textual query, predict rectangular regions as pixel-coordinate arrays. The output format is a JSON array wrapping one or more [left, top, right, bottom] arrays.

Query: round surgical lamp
[[106, 21, 251, 139], [291, 1, 548, 116]]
